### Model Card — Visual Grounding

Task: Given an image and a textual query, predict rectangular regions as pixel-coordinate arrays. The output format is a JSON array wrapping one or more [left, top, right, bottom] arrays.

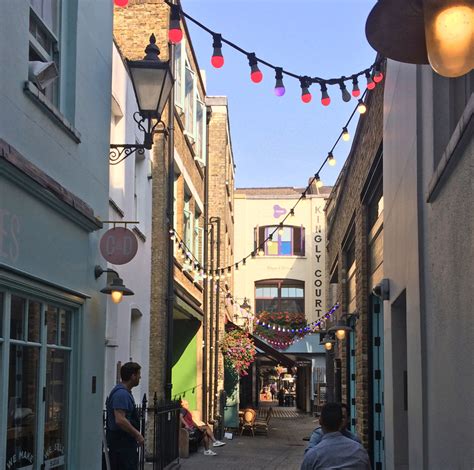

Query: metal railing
[[103, 393, 180, 470]]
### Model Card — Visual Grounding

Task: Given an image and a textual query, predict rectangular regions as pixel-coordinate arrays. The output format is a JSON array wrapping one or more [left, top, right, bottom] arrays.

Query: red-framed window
[[254, 225, 305, 256], [255, 279, 305, 315]]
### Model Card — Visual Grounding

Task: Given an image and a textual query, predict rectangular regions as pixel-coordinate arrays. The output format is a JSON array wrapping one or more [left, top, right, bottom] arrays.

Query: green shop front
[[0, 143, 107, 469]]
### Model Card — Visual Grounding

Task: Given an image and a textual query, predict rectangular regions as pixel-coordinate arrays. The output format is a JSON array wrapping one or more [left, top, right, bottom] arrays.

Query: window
[[29, 0, 61, 104], [183, 191, 192, 251], [345, 236, 356, 314], [368, 180, 383, 231], [184, 60, 196, 138], [193, 210, 203, 264], [1, 289, 75, 469], [195, 98, 207, 166], [254, 225, 305, 256], [174, 41, 185, 109], [255, 280, 305, 314]]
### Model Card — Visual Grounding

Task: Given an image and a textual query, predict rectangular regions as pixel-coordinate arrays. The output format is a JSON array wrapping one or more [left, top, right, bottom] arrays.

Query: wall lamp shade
[[328, 320, 353, 340], [127, 34, 174, 120], [366, 0, 474, 77], [241, 298, 251, 312], [95, 265, 134, 304], [320, 334, 336, 351]]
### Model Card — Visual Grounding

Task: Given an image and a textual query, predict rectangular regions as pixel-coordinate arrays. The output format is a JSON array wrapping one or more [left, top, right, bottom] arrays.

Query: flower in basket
[[220, 329, 257, 376]]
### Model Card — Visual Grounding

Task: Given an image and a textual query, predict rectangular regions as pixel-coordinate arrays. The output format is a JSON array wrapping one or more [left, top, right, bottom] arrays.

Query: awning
[[227, 322, 295, 369]]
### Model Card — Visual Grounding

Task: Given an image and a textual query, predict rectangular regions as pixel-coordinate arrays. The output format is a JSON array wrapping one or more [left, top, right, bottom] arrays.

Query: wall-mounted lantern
[[95, 265, 134, 304]]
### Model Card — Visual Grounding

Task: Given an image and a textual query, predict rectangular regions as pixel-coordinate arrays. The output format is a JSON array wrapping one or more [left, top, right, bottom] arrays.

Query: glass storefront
[[1, 289, 75, 470]]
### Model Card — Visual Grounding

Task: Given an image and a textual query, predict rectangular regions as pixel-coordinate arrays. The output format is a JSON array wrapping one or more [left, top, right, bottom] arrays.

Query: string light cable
[[168, 86, 371, 278], [163, 0, 384, 104]]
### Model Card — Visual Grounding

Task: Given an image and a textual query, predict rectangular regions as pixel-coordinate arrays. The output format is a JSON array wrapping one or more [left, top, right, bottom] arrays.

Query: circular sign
[[100, 227, 138, 265]]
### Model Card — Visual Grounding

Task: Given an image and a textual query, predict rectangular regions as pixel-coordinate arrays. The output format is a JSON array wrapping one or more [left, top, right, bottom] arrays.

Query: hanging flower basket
[[254, 311, 307, 350], [220, 329, 257, 376]]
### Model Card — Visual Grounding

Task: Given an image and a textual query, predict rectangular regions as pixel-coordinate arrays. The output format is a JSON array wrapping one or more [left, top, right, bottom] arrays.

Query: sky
[[182, 0, 378, 189]]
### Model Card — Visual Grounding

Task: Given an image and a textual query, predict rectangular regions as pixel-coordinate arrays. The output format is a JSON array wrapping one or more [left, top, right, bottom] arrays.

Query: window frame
[[255, 225, 305, 257], [194, 97, 207, 167], [28, 2, 61, 106], [184, 57, 196, 140], [255, 279, 305, 315], [174, 40, 185, 110], [0, 287, 78, 470]]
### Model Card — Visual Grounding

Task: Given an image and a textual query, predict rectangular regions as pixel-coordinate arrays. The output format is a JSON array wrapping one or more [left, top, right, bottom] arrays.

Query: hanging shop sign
[[100, 227, 138, 265]]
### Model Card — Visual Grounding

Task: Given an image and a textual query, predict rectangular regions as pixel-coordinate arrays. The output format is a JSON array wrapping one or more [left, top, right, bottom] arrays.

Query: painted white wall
[[103, 45, 152, 404]]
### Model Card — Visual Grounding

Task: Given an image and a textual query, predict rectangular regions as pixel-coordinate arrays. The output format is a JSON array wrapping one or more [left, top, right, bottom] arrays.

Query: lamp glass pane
[[129, 66, 167, 115]]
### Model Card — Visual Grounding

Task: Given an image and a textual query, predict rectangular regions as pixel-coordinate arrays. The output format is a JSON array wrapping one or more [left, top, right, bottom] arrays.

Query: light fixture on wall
[[328, 320, 353, 341], [109, 34, 174, 165], [320, 333, 336, 351], [95, 266, 134, 304], [365, 0, 473, 78], [240, 298, 251, 313]]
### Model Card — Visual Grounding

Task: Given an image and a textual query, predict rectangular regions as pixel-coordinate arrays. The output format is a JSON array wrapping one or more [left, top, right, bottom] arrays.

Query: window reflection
[[7, 345, 39, 469], [10, 295, 26, 340], [28, 301, 41, 343]]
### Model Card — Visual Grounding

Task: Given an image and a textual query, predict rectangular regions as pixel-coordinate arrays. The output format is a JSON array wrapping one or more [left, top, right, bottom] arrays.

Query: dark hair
[[320, 402, 343, 432], [121, 362, 141, 381]]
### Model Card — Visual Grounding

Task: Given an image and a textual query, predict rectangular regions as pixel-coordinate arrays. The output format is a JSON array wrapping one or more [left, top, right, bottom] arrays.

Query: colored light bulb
[[365, 71, 375, 90], [373, 67, 384, 83], [339, 81, 351, 102], [274, 67, 285, 96], [300, 77, 312, 103], [352, 77, 361, 97], [211, 34, 224, 68], [114, 0, 128, 6], [169, 5, 182, 44], [248, 53, 263, 83], [320, 84, 331, 106]]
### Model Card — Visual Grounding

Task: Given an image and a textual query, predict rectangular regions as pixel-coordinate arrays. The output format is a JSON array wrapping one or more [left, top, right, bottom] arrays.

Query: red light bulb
[[352, 82, 361, 97], [300, 77, 312, 103], [211, 54, 224, 68], [373, 71, 384, 83], [251, 69, 263, 83], [114, 0, 128, 6], [321, 96, 331, 106], [365, 71, 375, 90], [302, 92, 312, 103], [320, 84, 331, 106], [169, 25, 183, 44]]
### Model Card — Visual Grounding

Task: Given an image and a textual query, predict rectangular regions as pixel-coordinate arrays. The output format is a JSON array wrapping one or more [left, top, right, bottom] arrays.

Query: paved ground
[[174, 405, 317, 470]]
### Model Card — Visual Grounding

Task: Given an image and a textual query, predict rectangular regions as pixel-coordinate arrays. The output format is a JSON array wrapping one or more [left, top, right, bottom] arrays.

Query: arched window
[[254, 225, 305, 256], [255, 280, 304, 315]]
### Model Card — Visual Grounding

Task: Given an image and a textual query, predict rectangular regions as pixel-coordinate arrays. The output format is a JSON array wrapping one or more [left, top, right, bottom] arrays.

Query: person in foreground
[[180, 399, 226, 456], [301, 403, 371, 470], [305, 403, 360, 453], [106, 362, 144, 470]]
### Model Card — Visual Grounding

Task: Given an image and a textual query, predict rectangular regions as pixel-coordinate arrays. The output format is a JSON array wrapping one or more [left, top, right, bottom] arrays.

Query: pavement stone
[[175, 406, 318, 470]]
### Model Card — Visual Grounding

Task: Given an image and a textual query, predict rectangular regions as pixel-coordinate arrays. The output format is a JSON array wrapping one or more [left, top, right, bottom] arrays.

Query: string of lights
[[162, 0, 384, 104], [168, 86, 371, 277]]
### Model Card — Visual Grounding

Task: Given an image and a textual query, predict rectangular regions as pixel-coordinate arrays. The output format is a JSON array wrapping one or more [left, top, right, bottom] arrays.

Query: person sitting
[[305, 403, 360, 453], [179, 399, 225, 456], [301, 403, 370, 470]]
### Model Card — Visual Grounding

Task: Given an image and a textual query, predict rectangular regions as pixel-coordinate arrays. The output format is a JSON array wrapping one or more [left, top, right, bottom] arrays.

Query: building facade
[[233, 185, 331, 412], [383, 63, 473, 470], [325, 80, 384, 468], [0, 1, 113, 468], [102, 43, 154, 403], [205, 96, 235, 422]]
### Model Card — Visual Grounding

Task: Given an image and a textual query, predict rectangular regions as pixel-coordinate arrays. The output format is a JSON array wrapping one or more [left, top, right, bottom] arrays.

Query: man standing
[[301, 403, 370, 470], [106, 362, 144, 470]]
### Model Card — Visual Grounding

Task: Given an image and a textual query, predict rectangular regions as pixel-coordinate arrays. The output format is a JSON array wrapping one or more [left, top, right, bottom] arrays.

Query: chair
[[240, 408, 257, 436], [254, 407, 273, 436]]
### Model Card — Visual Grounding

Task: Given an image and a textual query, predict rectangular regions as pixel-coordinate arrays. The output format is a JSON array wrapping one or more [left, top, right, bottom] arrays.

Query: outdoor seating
[[240, 408, 257, 436], [254, 407, 273, 436]]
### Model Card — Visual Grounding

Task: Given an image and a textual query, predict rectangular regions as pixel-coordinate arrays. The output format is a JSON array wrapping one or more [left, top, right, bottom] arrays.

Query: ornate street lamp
[[241, 298, 251, 313], [110, 34, 175, 164], [365, 0, 473, 78], [95, 265, 134, 304], [320, 333, 336, 351]]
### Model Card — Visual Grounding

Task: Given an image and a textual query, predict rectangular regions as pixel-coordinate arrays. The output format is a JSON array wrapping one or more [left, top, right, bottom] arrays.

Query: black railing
[[150, 394, 181, 470], [103, 393, 180, 470]]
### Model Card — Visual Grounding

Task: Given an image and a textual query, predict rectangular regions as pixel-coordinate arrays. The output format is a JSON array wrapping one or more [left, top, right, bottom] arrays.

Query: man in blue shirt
[[301, 403, 370, 470], [106, 362, 144, 470], [305, 403, 360, 453]]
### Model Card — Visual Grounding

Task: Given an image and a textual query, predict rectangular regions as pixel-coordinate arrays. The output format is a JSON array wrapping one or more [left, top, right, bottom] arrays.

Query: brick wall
[[325, 79, 384, 448]]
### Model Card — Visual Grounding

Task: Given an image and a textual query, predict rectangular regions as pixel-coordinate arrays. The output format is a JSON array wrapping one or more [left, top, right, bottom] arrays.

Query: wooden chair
[[254, 407, 273, 436], [240, 408, 257, 436]]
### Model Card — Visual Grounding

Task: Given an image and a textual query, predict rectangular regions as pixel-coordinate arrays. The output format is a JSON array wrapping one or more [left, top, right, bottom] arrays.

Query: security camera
[[372, 278, 390, 300], [28, 61, 59, 90]]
